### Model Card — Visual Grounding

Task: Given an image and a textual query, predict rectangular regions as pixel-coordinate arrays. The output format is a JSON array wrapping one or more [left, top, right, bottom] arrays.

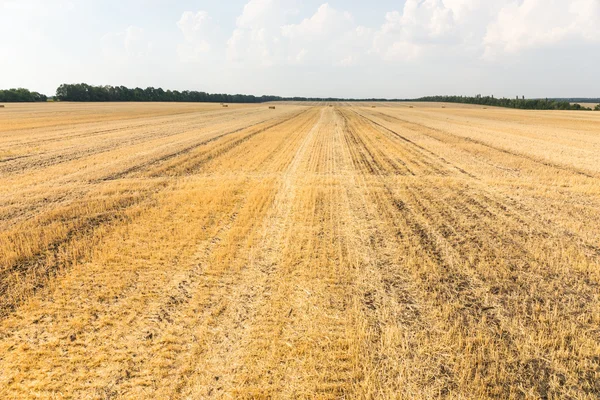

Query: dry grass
[[0, 102, 599, 399], [571, 103, 599, 109]]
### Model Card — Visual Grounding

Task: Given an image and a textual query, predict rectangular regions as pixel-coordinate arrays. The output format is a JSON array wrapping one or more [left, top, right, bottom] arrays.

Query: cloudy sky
[[1, 0, 599, 98]]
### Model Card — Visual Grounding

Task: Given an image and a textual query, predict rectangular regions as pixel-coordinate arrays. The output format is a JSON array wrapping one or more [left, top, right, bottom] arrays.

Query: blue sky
[[1, 0, 599, 98]]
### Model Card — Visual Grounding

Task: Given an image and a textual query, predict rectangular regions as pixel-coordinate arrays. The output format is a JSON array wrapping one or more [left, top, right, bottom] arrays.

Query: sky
[[1, 0, 599, 98]]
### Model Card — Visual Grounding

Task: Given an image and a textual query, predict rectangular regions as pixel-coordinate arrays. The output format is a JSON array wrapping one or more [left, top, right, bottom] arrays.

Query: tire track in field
[[2, 108, 260, 147], [365, 108, 598, 179], [89, 182, 259, 398], [149, 108, 317, 177], [0, 110, 299, 223], [339, 109, 523, 396], [228, 107, 358, 398], [92, 109, 325, 398], [93, 107, 322, 398], [349, 106, 600, 262], [358, 107, 600, 266], [184, 107, 326, 398], [0, 177, 257, 399], [0, 109, 307, 321], [103, 111, 306, 180], [0, 106, 321, 398], [338, 109, 415, 175], [101, 109, 308, 181], [0, 109, 268, 175], [0, 107, 209, 135], [338, 108, 600, 398], [342, 107, 466, 177], [331, 109, 435, 397], [394, 183, 600, 398], [0, 110, 291, 224], [168, 107, 361, 398], [0, 184, 165, 320], [348, 108, 476, 178], [1, 104, 599, 398]]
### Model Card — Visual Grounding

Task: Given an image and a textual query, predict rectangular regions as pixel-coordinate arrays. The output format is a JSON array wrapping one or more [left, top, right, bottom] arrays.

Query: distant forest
[[551, 98, 600, 103], [415, 95, 597, 110], [1, 84, 599, 111], [55, 83, 284, 103], [0, 88, 48, 102], [53, 83, 394, 103]]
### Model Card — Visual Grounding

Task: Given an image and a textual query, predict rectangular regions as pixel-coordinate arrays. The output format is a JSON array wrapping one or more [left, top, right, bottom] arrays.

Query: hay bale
[[409, 106, 413, 108], [0, 105, 4, 108], [328, 105, 333, 107], [222, 104, 228, 108], [269, 106, 276, 109], [371, 106, 376, 108]]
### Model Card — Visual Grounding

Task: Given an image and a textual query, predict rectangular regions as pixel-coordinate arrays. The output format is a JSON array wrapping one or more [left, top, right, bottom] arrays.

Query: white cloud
[[483, 0, 600, 59], [372, 0, 463, 62], [441, 0, 480, 22], [227, 2, 369, 67], [124, 26, 151, 57], [281, 3, 368, 66], [101, 26, 152, 59], [226, 0, 292, 66], [177, 10, 215, 62], [178, 11, 211, 44], [235, 0, 290, 28], [281, 3, 353, 39]]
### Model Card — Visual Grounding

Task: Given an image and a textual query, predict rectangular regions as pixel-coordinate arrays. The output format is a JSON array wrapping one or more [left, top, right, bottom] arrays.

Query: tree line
[[1, 84, 598, 111], [55, 83, 286, 103], [54, 83, 398, 103], [0, 88, 48, 102], [414, 95, 594, 110], [551, 98, 600, 103]]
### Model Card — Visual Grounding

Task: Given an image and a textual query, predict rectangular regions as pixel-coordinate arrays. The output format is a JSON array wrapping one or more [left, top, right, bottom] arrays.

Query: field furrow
[[0, 102, 599, 399]]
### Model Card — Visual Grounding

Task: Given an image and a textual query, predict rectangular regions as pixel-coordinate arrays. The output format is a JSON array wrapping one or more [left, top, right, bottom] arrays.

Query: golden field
[[0, 102, 599, 399], [571, 103, 599, 109]]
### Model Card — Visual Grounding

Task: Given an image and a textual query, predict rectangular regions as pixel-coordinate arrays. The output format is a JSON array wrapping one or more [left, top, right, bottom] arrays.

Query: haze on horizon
[[1, 0, 599, 99]]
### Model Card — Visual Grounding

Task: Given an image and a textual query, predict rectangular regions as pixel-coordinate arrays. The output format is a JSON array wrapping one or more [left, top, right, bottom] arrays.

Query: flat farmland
[[571, 103, 599, 109], [1, 102, 599, 399]]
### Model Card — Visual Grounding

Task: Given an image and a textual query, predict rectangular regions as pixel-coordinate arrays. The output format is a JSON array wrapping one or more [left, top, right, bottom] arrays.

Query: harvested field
[[1, 102, 599, 399], [571, 103, 599, 109]]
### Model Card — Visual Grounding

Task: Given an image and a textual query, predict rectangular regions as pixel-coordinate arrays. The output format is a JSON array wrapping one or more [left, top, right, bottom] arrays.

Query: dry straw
[[0, 102, 599, 399]]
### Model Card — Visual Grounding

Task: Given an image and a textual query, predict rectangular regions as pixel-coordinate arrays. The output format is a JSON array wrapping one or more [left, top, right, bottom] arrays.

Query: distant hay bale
[[0, 105, 4, 108], [329, 105, 333, 107], [441, 106, 446, 108], [371, 106, 376, 108], [222, 104, 228, 108], [409, 106, 413, 108], [269, 106, 276, 109]]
